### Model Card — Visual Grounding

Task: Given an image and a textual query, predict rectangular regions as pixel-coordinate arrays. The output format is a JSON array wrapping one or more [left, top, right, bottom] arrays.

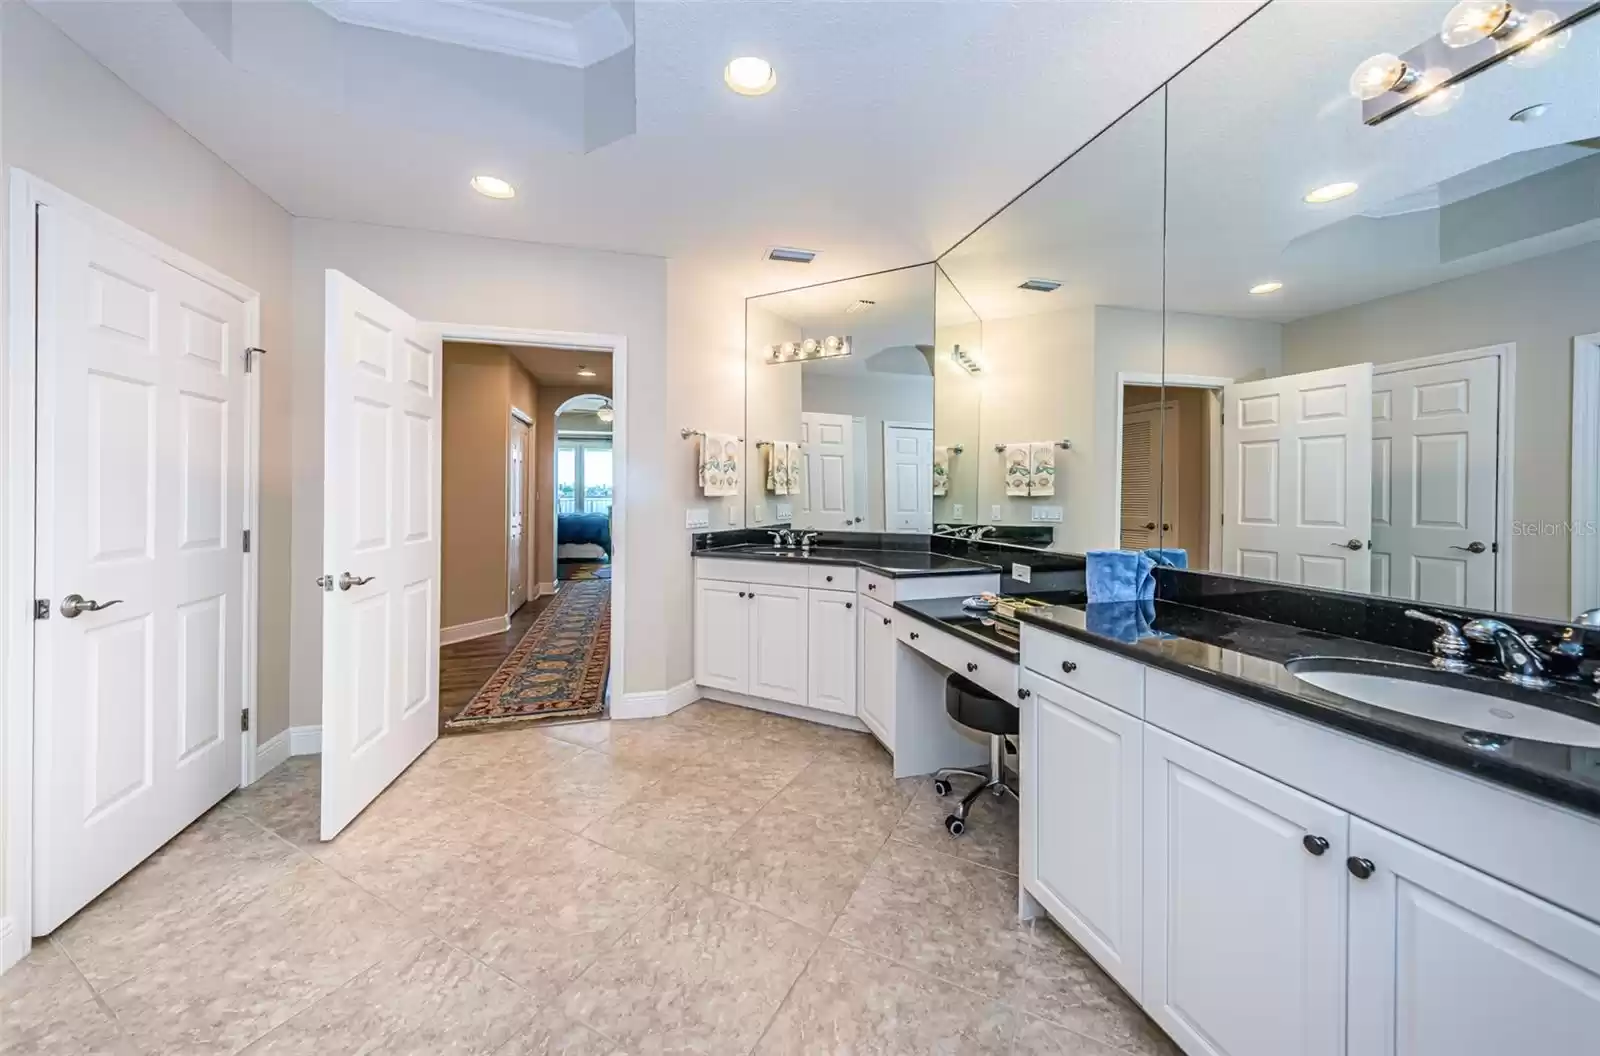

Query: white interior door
[[33, 204, 248, 933], [1222, 364, 1373, 592], [883, 424, 933, 534], [508, 416, 529, 614], [799, 411, 856, 530], [1371, 356, 1499, 609], [321, 270, 442, 840]]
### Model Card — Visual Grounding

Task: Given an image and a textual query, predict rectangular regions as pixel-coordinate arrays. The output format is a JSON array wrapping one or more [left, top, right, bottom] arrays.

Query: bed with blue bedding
[[557, 511, 612, 557]]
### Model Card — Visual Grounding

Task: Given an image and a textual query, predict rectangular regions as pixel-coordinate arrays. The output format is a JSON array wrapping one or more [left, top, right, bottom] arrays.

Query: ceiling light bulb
[[1304, 182, 1359, 204], [1411, 68, 1465, 117], [470, 175, 515, 199], [577, 366, 596, 378], [1507, 9, 1570, 66], [1348, 53, 1417, 100], [1249, 281, 1284, 295], [1441, 1, 1522, 47], [596, 405, 614, 423], [800, 338, 819, 358], [823, 335, 845, 355], [724, 56, 776, 96]]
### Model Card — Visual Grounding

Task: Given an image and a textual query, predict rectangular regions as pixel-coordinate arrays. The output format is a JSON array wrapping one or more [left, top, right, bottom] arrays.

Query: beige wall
[[1283, 241, 1600, 619], [537, 384, 612, 587], [743, 300, 802, 528]]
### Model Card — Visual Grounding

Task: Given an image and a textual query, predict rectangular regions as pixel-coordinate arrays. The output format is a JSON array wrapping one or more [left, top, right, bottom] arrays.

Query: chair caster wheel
[[944, 815, 965, 838], [933, 779, 952, 797]]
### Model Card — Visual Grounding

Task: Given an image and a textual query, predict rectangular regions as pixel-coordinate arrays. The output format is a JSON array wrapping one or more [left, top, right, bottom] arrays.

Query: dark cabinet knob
[[826, 575, 834, 581], [738, 591, 747, 598], [1061, 660, 1078, 674], [966, 662, 978, 673], [868, 584, 877, 591], [1018, 688, 1031, 700], [910, 632, 919, 640], [882, 617, 891, 626], [1302, 835, 1329, 856], [1347, 857, 1375, 880], [1162, 523, 1171, 531], [845, 602, 853, 610]]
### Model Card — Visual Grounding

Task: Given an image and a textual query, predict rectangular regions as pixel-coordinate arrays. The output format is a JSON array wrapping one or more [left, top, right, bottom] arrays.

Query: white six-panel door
[[1222, 364, 1373, 592], [883, 424, 934, 534], [320, 270, 442, 840], [799, 411, 856, 530], [1370, 356, 1499, 609], [33, 204, 248, 933], [508, 416, 529, 614]]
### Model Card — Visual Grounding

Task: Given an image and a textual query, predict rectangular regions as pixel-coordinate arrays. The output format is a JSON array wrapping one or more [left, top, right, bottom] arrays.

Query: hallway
[[438, 599, 554, 730]]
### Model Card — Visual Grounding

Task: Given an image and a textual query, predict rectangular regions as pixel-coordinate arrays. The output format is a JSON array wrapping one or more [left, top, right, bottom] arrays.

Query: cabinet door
[[858, 598, 896, 746], [749, 584, 809, 705], [694, 579, 750, 693], [1143, 727, 1348, 1056], [1348, 818, 1600, 1056], [1021, 672, 1143, 997], [807, 589, 858, 715]]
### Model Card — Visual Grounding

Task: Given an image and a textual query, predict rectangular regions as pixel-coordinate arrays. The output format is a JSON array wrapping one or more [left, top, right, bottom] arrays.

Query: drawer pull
[[966, 662, 978, 673], [868, 583, 878, 591], [1061, 660, 1078, 674], [738, 591, 747, 598], [1302, 835, 1329, 857], [826, 575, 834, 582]]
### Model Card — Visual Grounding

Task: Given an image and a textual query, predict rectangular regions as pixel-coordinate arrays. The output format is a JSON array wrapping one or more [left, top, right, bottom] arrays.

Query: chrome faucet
[[1404, 610, 1472, 673], [971, 526, 996, 541], [1462, 618, 1550, 689], [1574, 607, 1600, 627], [768, 529, 796, 549], [799, 532, 818, 550]]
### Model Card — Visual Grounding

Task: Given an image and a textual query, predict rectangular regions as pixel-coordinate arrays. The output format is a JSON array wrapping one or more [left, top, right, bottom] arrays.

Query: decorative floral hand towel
[[697, 434, 739, 497], [932, 446, 951, 497], [783, 442, 804, 496], [1005, 444, 1031, 496], [1029, 442, 1055, 497], [765, 442, 788, 496]]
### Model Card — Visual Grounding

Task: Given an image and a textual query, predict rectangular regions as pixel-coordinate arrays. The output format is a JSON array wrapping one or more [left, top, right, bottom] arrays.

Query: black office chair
[[933, 673, 1018, 837]]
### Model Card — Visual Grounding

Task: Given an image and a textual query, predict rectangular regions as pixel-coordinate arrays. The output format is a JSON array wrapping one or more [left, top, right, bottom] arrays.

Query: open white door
[[321, 271, 442, 840], [508, 416, 529, 614], [33, 204, 248, 932], [798, 411, 857, 530], [1222, 364, 1373, 592], [883, 424, 933, 533]]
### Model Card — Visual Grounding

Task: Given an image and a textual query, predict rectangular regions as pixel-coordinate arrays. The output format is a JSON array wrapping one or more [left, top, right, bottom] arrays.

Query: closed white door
[[807, 589, 858, 715], [320, 271, 442, 840], [1021, 673, 1143, 998], [33, 204, 248, 933], [749, 584, 808, 705], [1347, 818, 1600, 1056], [858, 598, 896, 746], [1143, 727, 1348, 1056], [883, 424, 934, 534], [799, 412, 856, 530], [1223, 364, 1373, 592], [507, 417, 529, 613], [1121, 404, 1178, 550], [694, 579, 750, 693], [1371, 356, 1499, 608]]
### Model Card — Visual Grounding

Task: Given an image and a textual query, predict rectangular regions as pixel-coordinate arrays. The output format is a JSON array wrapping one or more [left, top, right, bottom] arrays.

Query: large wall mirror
[[938, 90, 1167, 553], [1162, 0, 1600, 621], [744, 264, 936, 534]]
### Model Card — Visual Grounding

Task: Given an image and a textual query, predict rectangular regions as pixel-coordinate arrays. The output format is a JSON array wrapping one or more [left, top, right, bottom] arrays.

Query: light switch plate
[[754, 505, 766, 524], [776, 503, 792, 520], [726, 505, 738, 525], [991, 505, 1003, 521], [685, 508, 710, 530], [952, 504, 965, 519], [1012, 562, 1032, 583], [1031, 506, 1063, 523]]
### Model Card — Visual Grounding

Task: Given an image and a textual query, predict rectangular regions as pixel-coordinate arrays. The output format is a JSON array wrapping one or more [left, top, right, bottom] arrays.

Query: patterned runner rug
[[445, 580, 610, 728]]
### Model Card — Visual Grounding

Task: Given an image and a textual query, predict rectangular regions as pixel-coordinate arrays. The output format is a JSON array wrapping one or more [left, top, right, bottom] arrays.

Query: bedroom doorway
[[555, 394, 615, 584]]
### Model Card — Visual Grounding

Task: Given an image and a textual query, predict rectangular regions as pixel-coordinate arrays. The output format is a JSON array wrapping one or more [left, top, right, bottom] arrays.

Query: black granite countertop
[[696, 544, 1000, 579], [1015, 598, 1600, 817], [893, 596, 1033, 661]]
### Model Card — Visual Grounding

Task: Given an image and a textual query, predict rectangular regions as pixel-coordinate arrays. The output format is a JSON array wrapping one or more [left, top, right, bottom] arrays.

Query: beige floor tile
[[695, 804, 888, 931], [562, 885, 821, 1056], [891, 782, 1019, 876], [1010, 1014, 1127, 1055], [541, 720, 617, 752], [0, 941, 134, 1055], [753, 940, 1014, 1056], [597, 720, 738, 773], [498, 1009, 622, 1056], [101, 858, 418, 1056], [665, 737, 820, 801], [409, 728, 586, 792], [241, 938, 536, 1055], [225, 757, 322, 846], [582, 784, 765, 874], [771, 755, 918, 837], [478, 748, 664, 833], [829, 840, 1031, 1000]]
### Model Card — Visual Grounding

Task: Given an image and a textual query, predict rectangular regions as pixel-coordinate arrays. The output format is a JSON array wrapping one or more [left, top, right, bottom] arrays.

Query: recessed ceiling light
[[577, 366, 597, 377], [1018, 278, 1063, 293], [1304, 182, 1359, 204], [1509, 103, 1548, 122], [470, 175, 515, 199], [724, 56, 776, 96], [1249, 281, 1284, 295]]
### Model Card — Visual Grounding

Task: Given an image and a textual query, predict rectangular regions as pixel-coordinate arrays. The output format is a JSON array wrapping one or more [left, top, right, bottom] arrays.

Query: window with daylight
[[557, 436, 613, 516]]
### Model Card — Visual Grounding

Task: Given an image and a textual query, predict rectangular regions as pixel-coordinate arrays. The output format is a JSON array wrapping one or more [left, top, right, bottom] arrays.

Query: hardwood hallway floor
[[439, 597, 555, 731]]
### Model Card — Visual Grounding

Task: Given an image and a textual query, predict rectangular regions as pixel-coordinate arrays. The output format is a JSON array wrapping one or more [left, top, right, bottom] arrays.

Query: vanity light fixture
[[1349, 53, 1419, 100], [1411, 68, 1465, 116], [724, 56, 777, 96], [470, 175, 516, 199], [1303, 181, 1359, 204], [1508, 10, 1573, 64], [1017, 278, 1062, 293], [767, 336, 850, 364], [596, 402, 615, 423], [576, 366, 597, 378], [1249, 281, 1284, 295]]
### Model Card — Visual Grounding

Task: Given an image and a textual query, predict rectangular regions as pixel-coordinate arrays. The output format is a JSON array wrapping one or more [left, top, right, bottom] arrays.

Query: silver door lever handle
[[338, 573, 375, 591], [60, 594, 122, 618]]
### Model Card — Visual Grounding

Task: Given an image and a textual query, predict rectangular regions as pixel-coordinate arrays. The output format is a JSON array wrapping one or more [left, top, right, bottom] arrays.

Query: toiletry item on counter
[[1028, 442, 1055, 496], [697, 433, 741, 497]]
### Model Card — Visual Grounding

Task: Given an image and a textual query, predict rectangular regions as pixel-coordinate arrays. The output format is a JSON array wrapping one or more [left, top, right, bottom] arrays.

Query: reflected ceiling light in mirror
[[1441, 1, 1525, 46], [767, 337, 850, 364], [1017, 278, 1062, 293], [596, 402, 614, 423], [577, 366, 597, 377], [470, 175, 515, 199], [1303, 182, 1359, 204], [1411, 68, 1466, 116], [724, 56, 777, 96], [1507, 9, 1573, 63], [1249, 281, 1284, 295], [1349, 53, 1419, 100], [951, 345, 983, 375]]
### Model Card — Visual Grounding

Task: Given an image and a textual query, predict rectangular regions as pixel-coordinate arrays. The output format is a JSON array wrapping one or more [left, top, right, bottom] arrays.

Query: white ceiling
[[28, 0, 1262, 293]]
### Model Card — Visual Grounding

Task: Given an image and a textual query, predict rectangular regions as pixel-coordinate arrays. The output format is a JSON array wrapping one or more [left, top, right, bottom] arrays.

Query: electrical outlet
[[685, 508, 710, 530], [991, 505, 1003, 521], [1012, 562, 1032, 584], [952, 504, 965, 519]]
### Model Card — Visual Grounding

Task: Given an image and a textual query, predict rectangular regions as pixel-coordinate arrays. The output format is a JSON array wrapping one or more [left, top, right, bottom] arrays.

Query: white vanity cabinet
[[692, 564, 808, 705], [807, 588, 858, 716], [693, 578, 751, 694], [858, 598, 897, 743]]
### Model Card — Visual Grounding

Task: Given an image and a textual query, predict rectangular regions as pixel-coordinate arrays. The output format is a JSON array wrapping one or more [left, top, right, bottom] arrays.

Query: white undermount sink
[[1286, 658, 1600, 748]]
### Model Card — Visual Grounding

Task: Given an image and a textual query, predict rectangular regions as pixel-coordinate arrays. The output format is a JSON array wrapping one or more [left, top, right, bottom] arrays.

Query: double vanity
[[692, 541, 1600, 1056]]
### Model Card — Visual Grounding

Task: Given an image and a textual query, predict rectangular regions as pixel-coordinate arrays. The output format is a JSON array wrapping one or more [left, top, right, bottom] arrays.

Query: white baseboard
[[289, 725, 322, 756], [0, 916, 25, 977], [696, 687, 870, 732], [253, 730, 290, 781], [537, 582, 557, 596], [441, 615, 509, 646], [611, 679, 697, 720]]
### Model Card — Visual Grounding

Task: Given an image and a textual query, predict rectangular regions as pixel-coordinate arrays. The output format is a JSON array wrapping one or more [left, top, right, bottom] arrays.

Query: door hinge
[[240, 709, 250, 732], [34, 599, 50, 620], [243, 528, 252, 553], [244, 346, 267, 374], [1491, 541, 1499, 554]]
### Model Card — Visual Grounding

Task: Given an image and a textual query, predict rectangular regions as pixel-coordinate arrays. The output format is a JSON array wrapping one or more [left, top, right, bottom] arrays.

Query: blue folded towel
[[1086, 549, 1156, 603], [1143, 547, 1187, 570], [1085, 599, 1159, 643]]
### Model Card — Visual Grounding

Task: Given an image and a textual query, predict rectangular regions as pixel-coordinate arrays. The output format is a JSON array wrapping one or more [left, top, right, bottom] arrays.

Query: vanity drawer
[[695, 557, 810, 589], [1021, 623, 1145, 716], [899, 618, 1018, 703], [860, 570, 896, 604], [809, 565, 856, 590]]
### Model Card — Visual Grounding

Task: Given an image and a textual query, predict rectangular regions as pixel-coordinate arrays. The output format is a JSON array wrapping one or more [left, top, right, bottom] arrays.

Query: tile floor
[[4, 701, 1179, 1056]]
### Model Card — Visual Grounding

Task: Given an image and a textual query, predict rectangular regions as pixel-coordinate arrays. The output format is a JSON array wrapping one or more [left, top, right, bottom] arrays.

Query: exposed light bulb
[[800, 338, 819, 358], [1506, 9, 1571, 66], [823, 335, 845, 355], [724, 57, 776, 96], [1304, 182, 1359, 204], [1441, 1, 1522, 47], [1349, 53, 1416, 100], [1411, 68, 1465, 117]]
